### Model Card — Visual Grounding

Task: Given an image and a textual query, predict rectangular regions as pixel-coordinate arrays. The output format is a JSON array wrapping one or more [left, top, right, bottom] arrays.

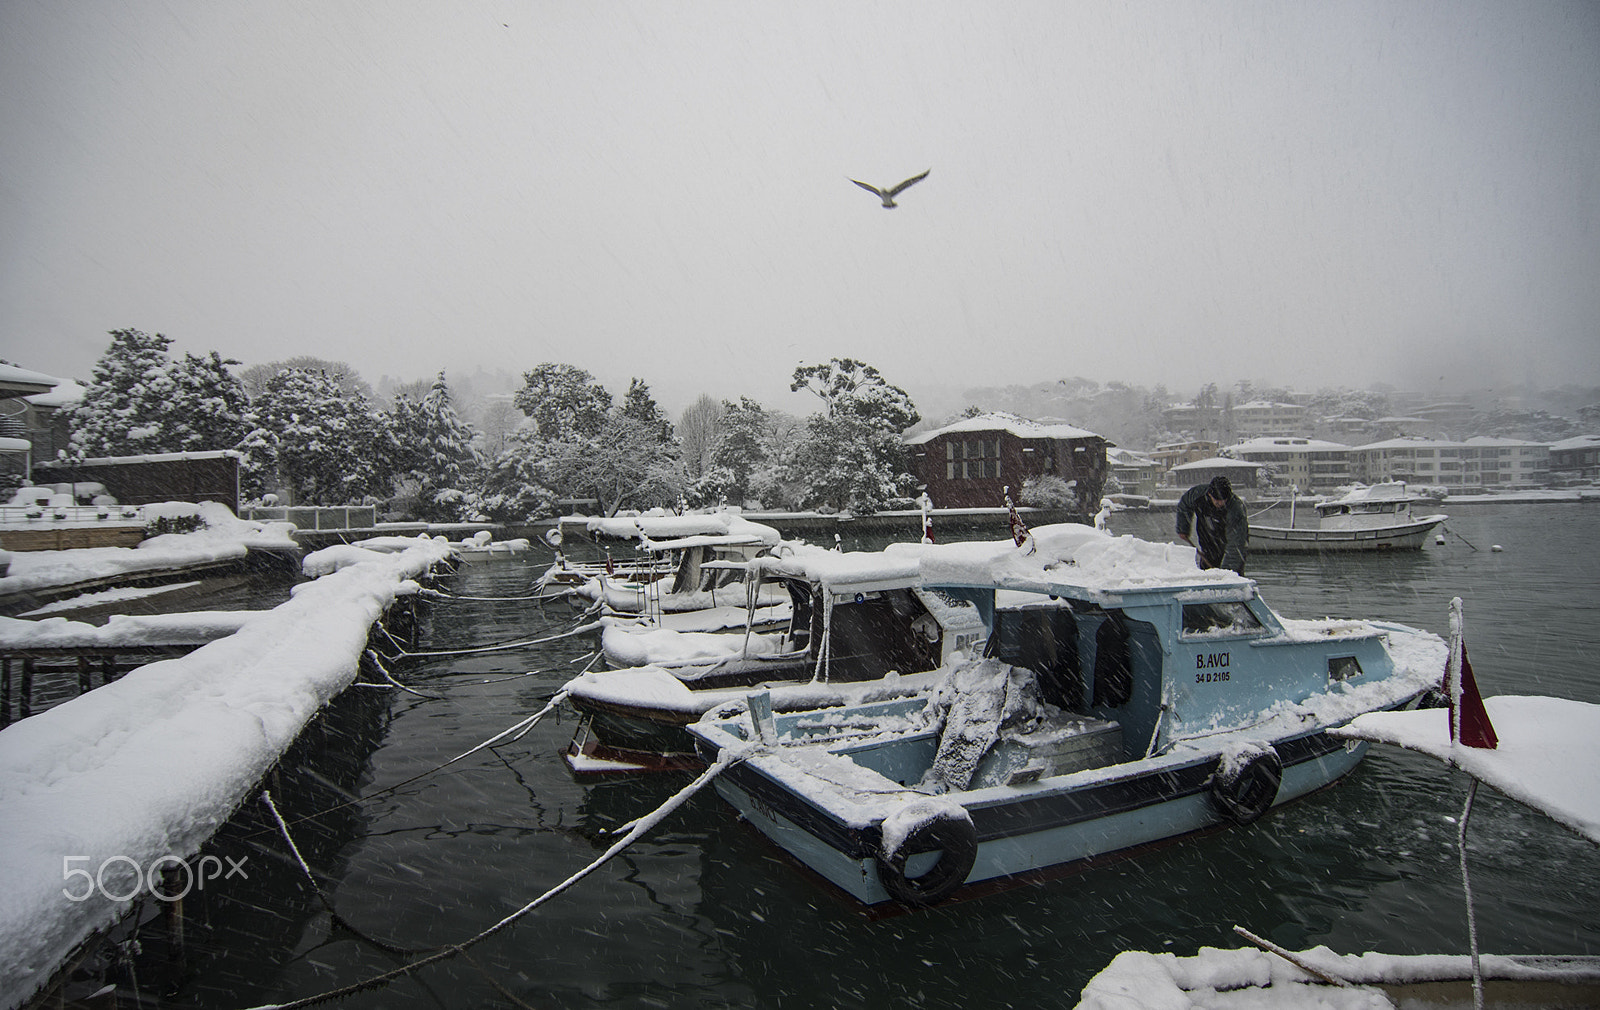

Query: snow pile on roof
[[904, 411, 1101, 445], [0, 502, 297, 597], [750, 525, 1241, 597], [1334, 695, 1600, 844], [1076, 944, 1595, 1009], [0, 611, 259, 649], [585, 511, 782, 547], [0, 538, 452, 1009]]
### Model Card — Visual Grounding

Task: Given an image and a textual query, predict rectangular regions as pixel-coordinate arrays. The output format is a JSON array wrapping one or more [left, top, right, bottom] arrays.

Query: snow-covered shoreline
[[0, 536, 454, 1010]]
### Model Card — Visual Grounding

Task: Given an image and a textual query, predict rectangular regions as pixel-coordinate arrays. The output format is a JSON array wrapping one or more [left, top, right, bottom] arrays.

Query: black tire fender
[[876, 804, 978, 907], [1210, 746, 1283, 826]]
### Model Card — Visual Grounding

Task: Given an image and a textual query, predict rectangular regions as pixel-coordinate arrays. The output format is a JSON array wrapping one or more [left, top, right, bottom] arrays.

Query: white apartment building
[[1350, 437, 1549, 490], [1228, 436, 1353, 493]]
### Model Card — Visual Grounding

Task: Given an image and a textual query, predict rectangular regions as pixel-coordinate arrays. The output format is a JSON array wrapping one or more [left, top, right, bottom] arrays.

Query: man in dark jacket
[[1175, 475, 1248, 574]]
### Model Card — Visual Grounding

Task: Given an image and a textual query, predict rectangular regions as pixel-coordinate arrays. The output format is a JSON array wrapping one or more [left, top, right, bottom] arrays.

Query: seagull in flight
[[850, 169, 930, 208]]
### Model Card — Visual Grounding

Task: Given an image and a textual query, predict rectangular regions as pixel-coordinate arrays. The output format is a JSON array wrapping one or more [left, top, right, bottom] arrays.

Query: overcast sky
[[3, 1, 1597, 415]]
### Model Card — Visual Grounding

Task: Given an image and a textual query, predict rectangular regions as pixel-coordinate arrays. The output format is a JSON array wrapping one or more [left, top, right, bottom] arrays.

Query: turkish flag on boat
[[1004, 487, 1034, 554], [1447, 597, 1498, 749]]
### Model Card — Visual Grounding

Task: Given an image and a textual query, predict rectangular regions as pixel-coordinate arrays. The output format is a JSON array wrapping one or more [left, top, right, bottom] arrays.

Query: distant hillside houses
[[1157, 435, 1563, 496], [906, 412, 1108, 512]]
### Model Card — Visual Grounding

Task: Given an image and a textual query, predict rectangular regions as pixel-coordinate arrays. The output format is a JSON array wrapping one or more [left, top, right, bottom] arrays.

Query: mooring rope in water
[[240, 746, 751, 1010], [418, 587, 548, 603], [384, 620, 603, 659], [1460, 777, 1486, 1010], [248, 693, 569, 840], [260, 790, 430, 958], [363, 650, 444, 700], [1443, 524, 1481, 552]]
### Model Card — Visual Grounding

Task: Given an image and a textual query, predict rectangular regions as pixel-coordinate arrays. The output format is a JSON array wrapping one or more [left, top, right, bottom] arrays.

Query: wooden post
[[20, 658, 34, 719], [78, 655, 93, 695], [1, 658, 10, 728]]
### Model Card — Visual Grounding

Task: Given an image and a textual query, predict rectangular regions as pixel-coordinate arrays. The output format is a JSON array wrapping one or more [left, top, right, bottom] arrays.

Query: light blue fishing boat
[[687, 524, 1446, 907]]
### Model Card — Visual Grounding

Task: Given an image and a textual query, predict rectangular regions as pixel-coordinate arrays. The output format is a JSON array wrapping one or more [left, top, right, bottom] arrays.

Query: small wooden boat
[[1249, 483, 1447, 553], [685, 524, 1446, 906]]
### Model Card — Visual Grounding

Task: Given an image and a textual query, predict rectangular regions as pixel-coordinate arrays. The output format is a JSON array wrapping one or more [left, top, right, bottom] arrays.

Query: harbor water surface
[[116, 503, 1600, 1008]]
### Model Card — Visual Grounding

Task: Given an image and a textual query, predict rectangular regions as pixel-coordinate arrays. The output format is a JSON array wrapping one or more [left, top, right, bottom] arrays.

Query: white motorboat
[[1249, 483, 1447, 553]]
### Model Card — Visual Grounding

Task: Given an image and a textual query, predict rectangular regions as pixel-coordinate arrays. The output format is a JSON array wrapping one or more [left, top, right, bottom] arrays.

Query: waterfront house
[[906, 412, 1108, 512], [1228, 436, 1353, 494]]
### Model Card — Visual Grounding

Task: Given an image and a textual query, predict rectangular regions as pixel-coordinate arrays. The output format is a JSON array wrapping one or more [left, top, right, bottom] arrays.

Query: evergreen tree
[[164, 351, 252, 452], [68, 328, 179, 456], [791, 357, 920, 433], [621, 377, 673, 442], [513, 363, 612, 440], [251, 368, 393, 505], [710, 397, 768, 504], [390, 371, 484, 521]]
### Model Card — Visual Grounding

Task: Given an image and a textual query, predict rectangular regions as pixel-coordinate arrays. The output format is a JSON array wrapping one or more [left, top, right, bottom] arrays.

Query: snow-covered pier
[[0, 536, 455, 1010]]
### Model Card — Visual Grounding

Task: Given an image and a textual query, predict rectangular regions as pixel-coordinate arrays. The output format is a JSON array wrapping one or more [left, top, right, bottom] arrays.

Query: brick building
[[906, 413, 1108, 513]]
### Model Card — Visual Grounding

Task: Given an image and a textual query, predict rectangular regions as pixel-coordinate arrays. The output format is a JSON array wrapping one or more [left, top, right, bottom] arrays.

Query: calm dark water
[[114, 504, 1600, 1008]]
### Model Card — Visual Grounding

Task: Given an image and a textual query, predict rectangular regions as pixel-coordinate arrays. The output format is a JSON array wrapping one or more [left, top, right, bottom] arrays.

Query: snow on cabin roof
[[748, 524, 1246, 598], [1334, 696, 1600, 844], [0, 363, 61, 392], [585, 511, 782, 547], [1320, 482, 1415, 505], [1168, 457, 1263, 472], [904, 412, 1102, 446]]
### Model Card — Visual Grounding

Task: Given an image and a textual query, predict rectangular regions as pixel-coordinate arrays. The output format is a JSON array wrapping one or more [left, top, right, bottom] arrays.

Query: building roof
[[1549, 434, 1600, 452], [1231, 436, 1351, 453], [0, 363, 61, 398], [905, 411, 1102, 446]]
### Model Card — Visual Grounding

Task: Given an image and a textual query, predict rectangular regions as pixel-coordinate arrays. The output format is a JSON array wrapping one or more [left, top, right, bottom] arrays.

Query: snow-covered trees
[[513, 363, 612, 440], [786, 358, 921, 513], [388, 372, 484, 521], [246, 368, 393, 505], [68, 329, 181, 457], [67, 329, 253, 460]]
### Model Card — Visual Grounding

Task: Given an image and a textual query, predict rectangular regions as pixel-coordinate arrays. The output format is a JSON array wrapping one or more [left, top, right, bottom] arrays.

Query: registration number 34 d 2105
[[1195, 652, 1230, 683]]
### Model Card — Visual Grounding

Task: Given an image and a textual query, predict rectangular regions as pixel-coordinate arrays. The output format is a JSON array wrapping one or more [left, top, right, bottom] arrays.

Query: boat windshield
[[1181, 601, 1265, 636]]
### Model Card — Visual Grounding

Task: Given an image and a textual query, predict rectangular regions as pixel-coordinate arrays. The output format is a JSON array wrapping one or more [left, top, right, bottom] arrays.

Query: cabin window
[[1181, 602, 1264, 636], [1328, 655, 1363, 682]]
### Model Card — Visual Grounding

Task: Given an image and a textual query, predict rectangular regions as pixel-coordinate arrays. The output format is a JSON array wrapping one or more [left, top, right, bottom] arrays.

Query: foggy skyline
[[3, 2, 1598, 416]]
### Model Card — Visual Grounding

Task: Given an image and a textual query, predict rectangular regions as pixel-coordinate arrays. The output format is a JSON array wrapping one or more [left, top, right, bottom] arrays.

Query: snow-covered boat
[[1249, 482, 1448, 553], [541, 511, 791, 621], [1072, 600, 1600, 1008], [560, 539, 989, 775], [684, 524, 1446, 907]]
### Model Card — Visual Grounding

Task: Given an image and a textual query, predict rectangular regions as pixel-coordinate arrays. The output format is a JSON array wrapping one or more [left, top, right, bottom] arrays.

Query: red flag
[[1446, 597, 1497, 749], [922, 515, 935, 544], [1452, 643, 1499, 749]]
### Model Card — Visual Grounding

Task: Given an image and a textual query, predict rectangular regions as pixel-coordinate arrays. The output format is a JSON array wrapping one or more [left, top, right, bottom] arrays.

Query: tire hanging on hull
[[876, 810, 979, 907], [1211, 746, 1283, 826]]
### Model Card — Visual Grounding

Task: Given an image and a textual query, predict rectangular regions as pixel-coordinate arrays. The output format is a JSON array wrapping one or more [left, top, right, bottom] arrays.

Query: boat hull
[[699, 723, 1372, 906], [1248, 516, 1446, 552]]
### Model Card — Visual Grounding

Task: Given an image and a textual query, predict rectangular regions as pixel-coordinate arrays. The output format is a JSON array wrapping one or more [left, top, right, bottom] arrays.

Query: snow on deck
[[0, 537, 453, 1009], [0, 501, 298, 599], [748, 524, 1245, 597], [1334, 695, 1600, 844], [0, 611, 260, 648]]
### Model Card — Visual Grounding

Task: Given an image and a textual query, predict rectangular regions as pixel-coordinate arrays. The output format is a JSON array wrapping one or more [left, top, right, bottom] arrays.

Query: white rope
[[388, 621, 603, 658], [240, 744, 750, 1010], [363, 650, 443, 700]]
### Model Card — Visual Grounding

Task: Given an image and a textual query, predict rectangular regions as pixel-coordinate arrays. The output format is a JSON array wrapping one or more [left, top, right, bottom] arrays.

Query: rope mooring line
[[244, 694, 568, 841], [363, 650, 444, 700], [260, 790, 434, 958], [240, 746, 751, 1010], [385, 620, 603, 658], [418, 588, 547, 603]]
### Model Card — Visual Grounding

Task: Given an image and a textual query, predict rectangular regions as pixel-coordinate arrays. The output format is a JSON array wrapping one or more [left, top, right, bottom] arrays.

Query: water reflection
[[92, 506, 1600, 1007]]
